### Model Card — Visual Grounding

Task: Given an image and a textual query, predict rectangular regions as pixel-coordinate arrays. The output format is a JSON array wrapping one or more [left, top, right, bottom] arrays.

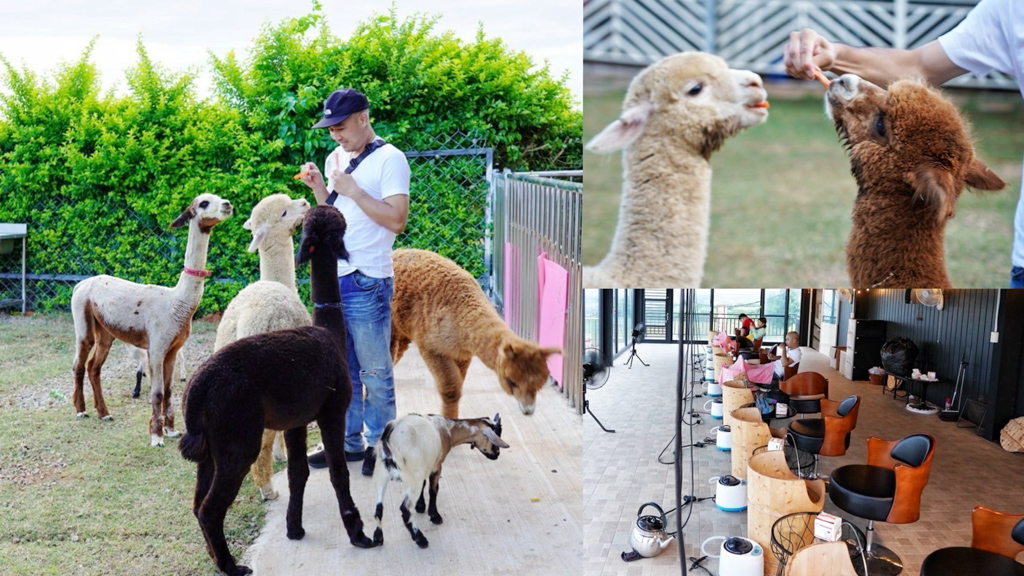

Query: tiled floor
[[584, 342, 1024, 575]]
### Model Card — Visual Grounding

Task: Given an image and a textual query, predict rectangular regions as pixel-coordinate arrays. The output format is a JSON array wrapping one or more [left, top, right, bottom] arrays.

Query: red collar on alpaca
[[183, 267, 212, 278]]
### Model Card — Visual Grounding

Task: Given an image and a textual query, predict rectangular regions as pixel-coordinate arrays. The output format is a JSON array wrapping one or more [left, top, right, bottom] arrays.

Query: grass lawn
[[0, 312, 307, 575], [584, 64, 1024, 287]]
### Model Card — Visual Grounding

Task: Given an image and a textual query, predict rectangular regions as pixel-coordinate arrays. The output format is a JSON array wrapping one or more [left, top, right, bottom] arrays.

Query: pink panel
[[536, 254, 567, 389]]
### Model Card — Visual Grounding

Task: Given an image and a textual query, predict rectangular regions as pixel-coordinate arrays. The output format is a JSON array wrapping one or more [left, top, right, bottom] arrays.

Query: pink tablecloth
[[719, 356, 776, 385]]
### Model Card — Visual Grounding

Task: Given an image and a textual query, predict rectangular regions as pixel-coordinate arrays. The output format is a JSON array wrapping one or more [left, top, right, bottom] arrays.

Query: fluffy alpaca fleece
[[390, 248, 560, 418], [826, 75, 1006, 288], [584, 52, 769, 288], [71, 193, 233, 447], [213, 194, 311, 501], [179, 206, 375, 576]]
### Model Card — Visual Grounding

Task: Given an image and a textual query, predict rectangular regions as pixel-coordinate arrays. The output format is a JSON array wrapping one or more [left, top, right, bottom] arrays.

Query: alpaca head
[[169, 193, 233, 232], [296, 205, 348, 265], [496, 337, 561, 415], [826, 75, 1006, 221], [586, 52, 768, 158], [243, 194, 311, 252]]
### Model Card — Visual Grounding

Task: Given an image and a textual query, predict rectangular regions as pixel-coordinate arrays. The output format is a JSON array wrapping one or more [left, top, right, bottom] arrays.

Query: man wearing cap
[[298, 88, 410, 476]]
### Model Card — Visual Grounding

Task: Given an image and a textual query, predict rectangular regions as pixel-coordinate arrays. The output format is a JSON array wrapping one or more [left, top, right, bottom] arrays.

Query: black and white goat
[[372, 413, 509, 548]]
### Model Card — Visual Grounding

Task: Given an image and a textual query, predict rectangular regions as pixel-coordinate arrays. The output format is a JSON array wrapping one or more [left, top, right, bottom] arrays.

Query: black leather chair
[[920, 506, 1024, 575], [829, 434, 936, 576], [787, 395, 860, 477]]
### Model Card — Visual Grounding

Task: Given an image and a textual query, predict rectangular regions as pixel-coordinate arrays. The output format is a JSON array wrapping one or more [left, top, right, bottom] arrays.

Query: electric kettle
[[621, 502, 674, 561], [711, 425, 731, 451], [704, 398, 724, 419]]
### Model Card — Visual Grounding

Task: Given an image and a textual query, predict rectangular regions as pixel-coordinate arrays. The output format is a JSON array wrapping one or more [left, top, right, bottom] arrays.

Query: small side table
[[0, 223, 27, 314]]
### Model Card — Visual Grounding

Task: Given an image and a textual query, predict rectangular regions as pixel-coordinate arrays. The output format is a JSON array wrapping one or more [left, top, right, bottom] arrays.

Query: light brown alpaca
[[826, 75, 1006, 288], [71, 193, 233, 446], [390, 249, 560, 418]]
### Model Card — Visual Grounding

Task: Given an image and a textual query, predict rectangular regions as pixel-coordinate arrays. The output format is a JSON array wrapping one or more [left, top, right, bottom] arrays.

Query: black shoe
[[362, 447, 376, 476], [308, 448, 328, 469], [345, 449, 366, 462]]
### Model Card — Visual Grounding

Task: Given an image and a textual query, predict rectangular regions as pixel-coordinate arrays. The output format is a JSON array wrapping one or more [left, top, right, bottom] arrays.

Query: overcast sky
[[0, 0, 581, 104]]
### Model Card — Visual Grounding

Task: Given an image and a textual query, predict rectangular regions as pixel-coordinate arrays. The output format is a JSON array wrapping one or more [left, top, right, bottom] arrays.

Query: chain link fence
[[0, 132, 494, 313]]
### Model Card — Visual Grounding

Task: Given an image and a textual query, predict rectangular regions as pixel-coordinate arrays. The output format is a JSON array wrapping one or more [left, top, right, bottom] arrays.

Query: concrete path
[[243, 344, 582, 576]]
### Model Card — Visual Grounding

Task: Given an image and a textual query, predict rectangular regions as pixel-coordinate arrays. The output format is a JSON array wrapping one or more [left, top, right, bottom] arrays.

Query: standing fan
[[624, 322, 649, 368], [583, 348, 615, 433]]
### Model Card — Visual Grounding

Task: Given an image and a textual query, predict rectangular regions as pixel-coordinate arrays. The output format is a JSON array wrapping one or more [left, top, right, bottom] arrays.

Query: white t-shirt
[[324, 143, 410, 278], [939, 0, 1024, 267], [774, 346, 802, 377]]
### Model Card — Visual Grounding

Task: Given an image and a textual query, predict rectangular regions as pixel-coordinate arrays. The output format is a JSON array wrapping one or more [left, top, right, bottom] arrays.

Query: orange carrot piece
[[293, 170, 309, 180], [814, 70, 831, 87], [753, 101, 770, 109]]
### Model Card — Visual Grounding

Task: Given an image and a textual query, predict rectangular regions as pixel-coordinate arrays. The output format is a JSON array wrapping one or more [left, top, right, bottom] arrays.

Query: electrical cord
[[688, 555, 714, 576]]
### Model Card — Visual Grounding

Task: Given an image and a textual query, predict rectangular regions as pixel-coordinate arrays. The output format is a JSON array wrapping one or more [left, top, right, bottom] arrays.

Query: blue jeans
[[338, 272, 396, 454], [1012, 266, 1024, 289]]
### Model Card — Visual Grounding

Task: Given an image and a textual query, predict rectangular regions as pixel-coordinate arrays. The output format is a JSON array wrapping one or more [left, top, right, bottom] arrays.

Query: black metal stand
[[623, 338, 649, 368], [585, 398, 615, 433]]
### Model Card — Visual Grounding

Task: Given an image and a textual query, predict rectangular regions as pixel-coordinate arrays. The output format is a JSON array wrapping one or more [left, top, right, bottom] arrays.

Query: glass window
[[822, 290, 837, 325], [584, 289, 600, 350]]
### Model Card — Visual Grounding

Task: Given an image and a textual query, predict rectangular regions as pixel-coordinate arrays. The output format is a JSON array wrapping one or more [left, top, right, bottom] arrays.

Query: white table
[[0, 223, 27, 314]]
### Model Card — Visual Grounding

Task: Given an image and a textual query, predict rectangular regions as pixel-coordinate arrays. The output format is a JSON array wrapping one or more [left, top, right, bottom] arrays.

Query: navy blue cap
[[312, 88, 369, 129]]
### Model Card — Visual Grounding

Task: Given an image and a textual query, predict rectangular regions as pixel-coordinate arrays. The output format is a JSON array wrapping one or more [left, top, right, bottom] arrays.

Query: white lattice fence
[[584, 0, 1015, 90]]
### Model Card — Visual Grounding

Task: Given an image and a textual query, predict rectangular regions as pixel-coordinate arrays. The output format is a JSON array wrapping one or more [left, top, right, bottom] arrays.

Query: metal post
[[894, 0, 908, 49], [21, 235, 26, 314], [705, 0, 717, 53]]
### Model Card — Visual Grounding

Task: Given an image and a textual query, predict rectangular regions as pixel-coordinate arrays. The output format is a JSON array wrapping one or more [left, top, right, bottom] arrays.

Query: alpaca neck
[[258, 238, 297, 291], [173, 220, 212, 297], [309, 248, 345, 339], [600, 143, 712, 285], [466, 318, 511, 371], [848, 190, 950, 287]]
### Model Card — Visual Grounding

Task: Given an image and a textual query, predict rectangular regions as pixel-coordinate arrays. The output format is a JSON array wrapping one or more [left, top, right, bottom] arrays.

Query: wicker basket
[[1000, 417, 1024, 453]]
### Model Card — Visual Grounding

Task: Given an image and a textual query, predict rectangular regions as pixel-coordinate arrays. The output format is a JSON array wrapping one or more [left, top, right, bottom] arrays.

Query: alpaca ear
[[909, 164, 957, 220], [965, 157, 1006, 192], [585, 100, 654, 153], [295, 234, 314, 266], [247, 223, 269, 253], [169, 205, 196, 229], [540, 346, 562, 357]]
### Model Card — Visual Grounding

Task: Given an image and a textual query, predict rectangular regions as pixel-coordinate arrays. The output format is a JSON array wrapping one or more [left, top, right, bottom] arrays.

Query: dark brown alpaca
[[179, 206, 376, 576], [826, 75, 1006, 288]]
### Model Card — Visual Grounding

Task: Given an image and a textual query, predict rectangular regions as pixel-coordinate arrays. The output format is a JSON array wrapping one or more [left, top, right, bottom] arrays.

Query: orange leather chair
[[783, 361, 800, 382], [779, 372, 829, 417], [920, 506, 1024, 575], [787, 395, 860, 477], [828, 434, 936, 575]]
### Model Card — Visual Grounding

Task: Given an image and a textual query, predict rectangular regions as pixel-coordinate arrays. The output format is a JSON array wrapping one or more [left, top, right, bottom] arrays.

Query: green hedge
[[0, 8, 581, 314]]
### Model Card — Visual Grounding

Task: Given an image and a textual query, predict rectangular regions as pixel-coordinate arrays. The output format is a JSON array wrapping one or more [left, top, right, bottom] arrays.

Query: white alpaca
[[584, 52, 769, 288], [214, 193, 311, 501], [71, 193, 233, 447]]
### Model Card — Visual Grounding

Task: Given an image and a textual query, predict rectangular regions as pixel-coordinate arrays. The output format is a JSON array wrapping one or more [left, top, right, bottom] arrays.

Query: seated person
[[748, 317, 767, 347], [764, 331, 802, 401], [737, 313, 753, 338]]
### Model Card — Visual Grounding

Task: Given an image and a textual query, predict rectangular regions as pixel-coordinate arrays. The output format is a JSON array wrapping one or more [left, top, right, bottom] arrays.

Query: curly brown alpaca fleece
[[826, 76, 1006, 288], [390, 249, 560, 418]]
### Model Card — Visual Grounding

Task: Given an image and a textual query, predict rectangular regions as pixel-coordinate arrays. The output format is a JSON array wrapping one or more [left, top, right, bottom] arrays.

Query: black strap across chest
[[326, 138, 386, 205]]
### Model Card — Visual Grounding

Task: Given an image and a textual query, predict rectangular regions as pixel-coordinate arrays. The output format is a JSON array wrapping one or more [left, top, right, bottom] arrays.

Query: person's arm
[[784, 29, 967, 86], [330, 174, 409, 233], [298, 161, 332, 206]]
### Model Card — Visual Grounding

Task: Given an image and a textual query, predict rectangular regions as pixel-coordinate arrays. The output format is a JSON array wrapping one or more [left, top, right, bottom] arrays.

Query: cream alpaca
[[71, 193, 233, 446], [584, 52, 769, 288], [214, 193, 311, 501]]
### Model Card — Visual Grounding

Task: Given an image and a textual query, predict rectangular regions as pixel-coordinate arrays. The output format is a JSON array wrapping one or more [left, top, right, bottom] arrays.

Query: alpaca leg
[[86, 330, 115, 420], [196, 461, 252, 576], [283, 427, 310, 540], [400, 490, 428, 548], [72, 335, 94, 417], [192, 460, 216, 558], [390, 333, 411, 365], [421, 352, 465, 419], [251, 429, 279, 501], [132, 368, 143, 399], [426, 468, 443, 525], [148, 353, 166, 447], [161, 347, 181, 436], [318, 414, 375, 548], [272, 431, 287, 462]]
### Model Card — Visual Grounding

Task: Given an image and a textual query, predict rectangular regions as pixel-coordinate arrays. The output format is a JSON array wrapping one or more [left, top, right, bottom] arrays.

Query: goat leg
[[283, 427, 309, 540], [400, 495, 429, 548], [426, 469, 443, 525], [415, 480, 427, 513]]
